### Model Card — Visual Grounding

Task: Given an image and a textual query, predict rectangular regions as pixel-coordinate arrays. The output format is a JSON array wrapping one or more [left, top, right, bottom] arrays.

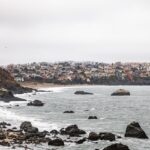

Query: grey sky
[[0, 0, 150, 65]]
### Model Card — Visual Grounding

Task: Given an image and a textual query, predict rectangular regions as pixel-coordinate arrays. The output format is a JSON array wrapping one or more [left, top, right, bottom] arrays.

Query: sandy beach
[[20, 82, 90, 90]]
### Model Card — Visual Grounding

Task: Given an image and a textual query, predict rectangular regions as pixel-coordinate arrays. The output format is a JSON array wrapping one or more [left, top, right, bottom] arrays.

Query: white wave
[[0, 107, 58, 131]]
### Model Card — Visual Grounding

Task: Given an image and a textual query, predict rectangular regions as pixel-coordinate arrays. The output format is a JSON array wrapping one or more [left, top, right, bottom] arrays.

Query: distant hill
[[0, 67, 32, 94]]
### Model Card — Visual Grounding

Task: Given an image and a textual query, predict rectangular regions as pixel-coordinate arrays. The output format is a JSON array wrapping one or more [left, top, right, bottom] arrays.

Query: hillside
[[0, 67, 32, 94]]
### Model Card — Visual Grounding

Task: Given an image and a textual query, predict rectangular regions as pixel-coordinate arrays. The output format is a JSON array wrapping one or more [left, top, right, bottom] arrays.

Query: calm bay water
[[0, 85, 150, 150]]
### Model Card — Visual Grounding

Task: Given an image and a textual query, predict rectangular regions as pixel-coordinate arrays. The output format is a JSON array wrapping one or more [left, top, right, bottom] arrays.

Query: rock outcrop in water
[[0, 67, 33, 94], [60, 124, 86, 137], [103, 143, 130, 150], [88, 116, 98, 119], [111, 89, 130, 96], [88, 132, 99, 141], [63, 110, 74, 113], [48, 138, 64, 146], [0, 88, 26, 102], [27, 100, 44, 106], [99, 132, 116, 141], [125, 122, 148, 139], [74, 91, 93, 95]]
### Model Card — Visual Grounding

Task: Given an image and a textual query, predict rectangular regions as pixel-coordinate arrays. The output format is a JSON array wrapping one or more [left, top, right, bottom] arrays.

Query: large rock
[[48, 138, 64, 146], [99, 132, 116, 141], [125, 122, 148, 139], [27, 100, 44, 106], [74, 91, 93, 95], [0, 88, 26, 102], [111, 89, 130, 96], [0, 132, 6, 140], [103, 143, 130, 150], [60, 124, 86, 137], [20, 121, 32, 132], [88, 132, 99, 141], [63, 111, 74, 113], [26, 127, 39, 133], [76, 138, 86, 144], [88, 116, 98, 119]]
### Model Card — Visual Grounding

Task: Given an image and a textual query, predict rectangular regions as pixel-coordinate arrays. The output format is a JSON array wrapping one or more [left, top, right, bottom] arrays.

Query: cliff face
[[0, 67, 32, 94]]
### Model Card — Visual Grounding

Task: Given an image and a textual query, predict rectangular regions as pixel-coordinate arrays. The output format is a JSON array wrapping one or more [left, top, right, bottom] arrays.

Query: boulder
[[111, 89, 130, 96], [103, 143, 130, 150], [0, 132, 6, 140], [99, 132, 115, 141], [0, 140, 11, 147], [125, 122, 148, 139], [76, 138, 86, 144], [88, 132, 99, 141], [50, 130, 59, 135], [88, 116, 98, 119], [27, 100, 44, 106], [48, 138, 64, 146], [20, 121, 32, 132], [63, 111, 74, 113], [26, 127, 39, 133], [0, 88, 26, 102], [74, 91, 93, 95], [60, 125, 86, 137]]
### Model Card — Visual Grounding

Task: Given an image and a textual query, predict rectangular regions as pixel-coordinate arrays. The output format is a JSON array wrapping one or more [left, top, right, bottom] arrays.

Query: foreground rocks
[[111, 89, 130, 96], [48, 138, 64, 146], [27, 100, 44, 106], [103, 143, 130, 150], [74, 91, 93, 95], [0, 120, 147, 149], [99, 132, 116, 141], [125, 122, 148, 139], [60, 124, 86, 137], [88, 132, 99, 141]]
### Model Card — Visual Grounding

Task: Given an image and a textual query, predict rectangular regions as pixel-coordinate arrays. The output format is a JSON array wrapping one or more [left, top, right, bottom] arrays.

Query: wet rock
[[50, 130, 59, 135], [76, 137, 86, 144], [26, 127, 39, 133], [99, 132, 116, 141], [60, 125, 86, 137], [0, 88, 26, 102], [7, 132, 19, 139], [27, 100, 44, 106], [111, 89, 130, 96], [0, 122, 11, 127], [88, 116, 98, 119], [0, 140, 11, 147], [12, 127, 17, 130], [74, 91, 93, 95], [88, 132, 99, 141], [63, 111, 74, 113], [20, 121, 32, 132], [48, 138, 64, 146], [103, 143, 130, 150], [125, 122, 148, 139], [36, 131, 47, 138], [0, 132, 6, 140]]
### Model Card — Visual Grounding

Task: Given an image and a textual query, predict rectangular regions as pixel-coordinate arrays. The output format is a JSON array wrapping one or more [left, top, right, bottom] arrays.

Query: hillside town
[[4, 62, 150, 85]]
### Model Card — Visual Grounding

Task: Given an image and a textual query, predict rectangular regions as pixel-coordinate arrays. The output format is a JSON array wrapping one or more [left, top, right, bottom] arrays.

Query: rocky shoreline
[[0, 120, 148, 150]]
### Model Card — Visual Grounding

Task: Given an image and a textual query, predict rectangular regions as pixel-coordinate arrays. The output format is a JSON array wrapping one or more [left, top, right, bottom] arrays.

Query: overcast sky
[[0, 0, 150, 65]]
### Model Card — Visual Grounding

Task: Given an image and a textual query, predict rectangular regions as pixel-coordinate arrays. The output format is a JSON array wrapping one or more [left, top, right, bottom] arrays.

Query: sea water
[[0, 86, 150, 150]]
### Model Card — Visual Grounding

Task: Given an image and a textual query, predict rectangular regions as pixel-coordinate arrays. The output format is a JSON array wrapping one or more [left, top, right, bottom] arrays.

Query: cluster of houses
[[5, 62, 150, 84]]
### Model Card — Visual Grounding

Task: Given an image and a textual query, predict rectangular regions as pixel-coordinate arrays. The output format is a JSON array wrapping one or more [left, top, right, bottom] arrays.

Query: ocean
[[0, 85, 150, 150]]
